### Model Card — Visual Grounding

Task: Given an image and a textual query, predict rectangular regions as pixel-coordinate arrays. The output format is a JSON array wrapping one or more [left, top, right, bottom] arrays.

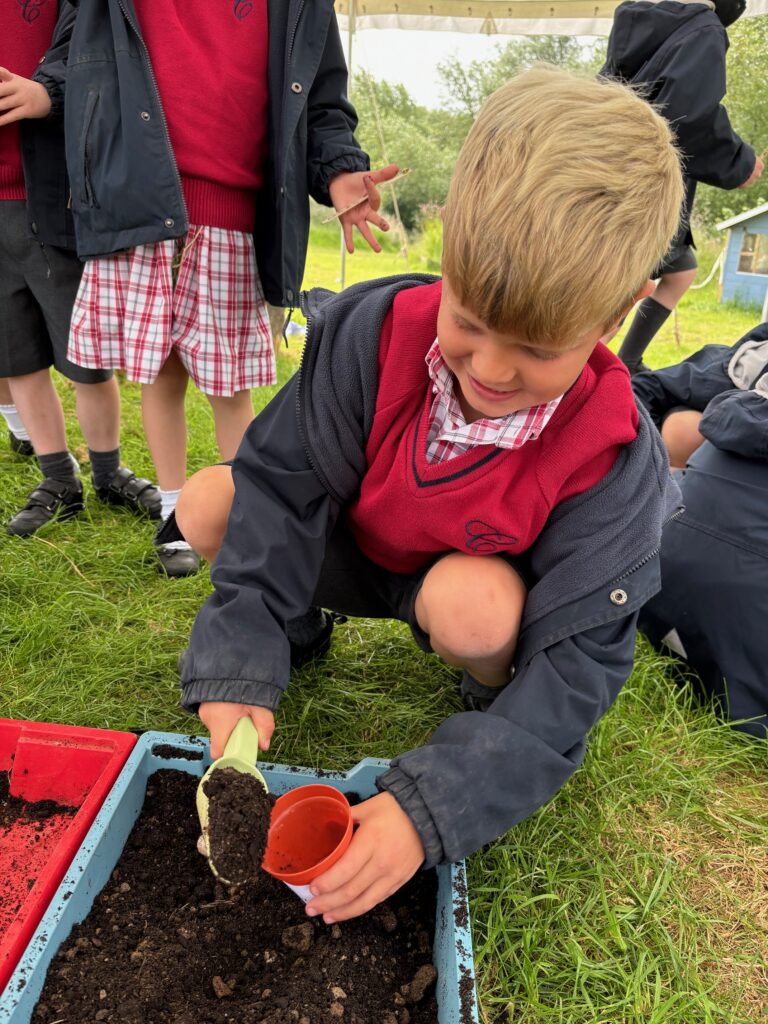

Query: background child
[[635, 325, 768, 737], [632, 322, 768, 467], [19, 0, 395, 575], [0, 4, 159, 538], [600, 0, 763, 374], [178, 69, 684, 922], [0, 378, 32, 456]]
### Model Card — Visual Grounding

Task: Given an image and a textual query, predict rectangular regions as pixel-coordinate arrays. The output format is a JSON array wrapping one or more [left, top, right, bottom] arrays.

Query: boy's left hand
[[305, 791, 425, 923], [328, 164, 399, 254], [0, 68, 51, 127]]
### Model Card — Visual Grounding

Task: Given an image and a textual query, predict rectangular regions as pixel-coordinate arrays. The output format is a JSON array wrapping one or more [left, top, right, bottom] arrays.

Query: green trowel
[[196, 716, 269, 883]]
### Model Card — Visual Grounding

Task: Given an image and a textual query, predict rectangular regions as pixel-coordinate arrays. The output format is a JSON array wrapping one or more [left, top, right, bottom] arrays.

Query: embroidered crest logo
[[464, 520, 518, 554], [17, 0, 49, 23], [233, 0, 253, 20]]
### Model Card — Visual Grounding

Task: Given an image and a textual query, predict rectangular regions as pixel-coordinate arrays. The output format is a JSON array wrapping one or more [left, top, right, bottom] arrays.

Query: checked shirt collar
[[425, 339, 563, 465]]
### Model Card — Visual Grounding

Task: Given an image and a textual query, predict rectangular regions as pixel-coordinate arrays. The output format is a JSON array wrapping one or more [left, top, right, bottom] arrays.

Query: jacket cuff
[[33, 70, 65, 122], [310, 151, 371, 206], [376, 766, 444, 869], [181, 679, 284, 714]]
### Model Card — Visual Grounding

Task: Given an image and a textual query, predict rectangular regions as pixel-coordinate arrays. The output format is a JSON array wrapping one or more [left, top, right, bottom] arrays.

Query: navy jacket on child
[[635, 324, 768, 737], [181, 276, 682, 866], [21, 0, 369, 307], [600, 0, 754, 243]]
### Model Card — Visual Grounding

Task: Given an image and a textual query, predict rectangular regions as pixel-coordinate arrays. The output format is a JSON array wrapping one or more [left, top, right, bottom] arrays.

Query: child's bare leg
[[653, 268, 698, 311], [7, 369, 68, 455], [206, 390, 254, 461], [415, 553, 527, 686], [72, 377, 120, 452], [141, 351, 189, 490], [0, 378, 13, 404], [175, 465, 234, 562], [661, 409, 704, 469]]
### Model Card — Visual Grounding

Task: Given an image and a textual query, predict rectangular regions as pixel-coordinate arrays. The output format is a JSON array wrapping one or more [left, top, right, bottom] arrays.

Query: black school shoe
[[93, 467, 162, 520], [287, 608, 340, 669], [460, 670, 503, 712], [8, 431, 34, 458], [153, 513, 201, 578], [6, 477, 85, 537], [626, 360, 651, 378]]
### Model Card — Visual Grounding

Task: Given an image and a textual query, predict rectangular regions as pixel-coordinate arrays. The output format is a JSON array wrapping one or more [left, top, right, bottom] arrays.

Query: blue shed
[[717, 202, 768, 316]]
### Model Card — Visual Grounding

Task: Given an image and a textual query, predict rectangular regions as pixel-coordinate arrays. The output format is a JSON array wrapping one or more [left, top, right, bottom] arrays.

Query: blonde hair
[[441, 67, 684, 346]]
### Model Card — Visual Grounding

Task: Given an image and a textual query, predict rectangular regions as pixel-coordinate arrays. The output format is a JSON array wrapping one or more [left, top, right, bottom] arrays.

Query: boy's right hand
[[0, 68, 52, 127], [198, 701, 275, 758], [739, 155, 764, 189]]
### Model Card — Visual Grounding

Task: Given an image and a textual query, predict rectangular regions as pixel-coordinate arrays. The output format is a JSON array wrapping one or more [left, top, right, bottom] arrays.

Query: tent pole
[[339, 0, 356, 290]]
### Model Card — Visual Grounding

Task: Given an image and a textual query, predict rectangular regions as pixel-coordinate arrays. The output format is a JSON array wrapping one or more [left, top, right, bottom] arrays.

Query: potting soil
[[32, 770, 438, 1024], [203, 766, 273, 884]]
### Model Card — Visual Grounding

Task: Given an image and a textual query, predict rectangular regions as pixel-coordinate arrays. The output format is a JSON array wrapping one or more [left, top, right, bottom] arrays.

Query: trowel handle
[[223, 716, 261, 766]]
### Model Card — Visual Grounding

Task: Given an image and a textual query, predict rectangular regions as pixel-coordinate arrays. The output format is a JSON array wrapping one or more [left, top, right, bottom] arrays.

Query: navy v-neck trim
[[410, 401, 505, 488]]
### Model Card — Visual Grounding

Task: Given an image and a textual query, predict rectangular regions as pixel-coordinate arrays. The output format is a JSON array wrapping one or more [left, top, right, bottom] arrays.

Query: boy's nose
[[470, 353, 519, 390]]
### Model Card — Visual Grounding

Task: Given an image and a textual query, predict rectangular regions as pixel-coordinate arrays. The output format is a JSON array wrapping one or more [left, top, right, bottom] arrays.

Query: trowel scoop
[[196, 717, 269, 882]]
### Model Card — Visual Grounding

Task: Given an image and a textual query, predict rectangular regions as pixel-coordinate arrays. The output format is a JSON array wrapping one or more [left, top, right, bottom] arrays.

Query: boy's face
[[437, 279, 609, 424]]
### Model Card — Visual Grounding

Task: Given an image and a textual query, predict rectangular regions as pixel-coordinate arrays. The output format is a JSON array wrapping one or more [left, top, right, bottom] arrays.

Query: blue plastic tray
[[0, 731, 479, 1024]]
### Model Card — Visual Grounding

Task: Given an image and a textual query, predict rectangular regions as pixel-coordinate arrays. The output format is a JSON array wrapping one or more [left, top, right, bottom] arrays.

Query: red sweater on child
[[0, 0, 59, 201], [133, 0, 269, 233], [346, 281, 639, 574]]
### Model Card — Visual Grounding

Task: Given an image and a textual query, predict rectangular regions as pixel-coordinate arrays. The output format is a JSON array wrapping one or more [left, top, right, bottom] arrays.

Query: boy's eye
[[455, 318, 481, 333], [524, 347, 561, 361]]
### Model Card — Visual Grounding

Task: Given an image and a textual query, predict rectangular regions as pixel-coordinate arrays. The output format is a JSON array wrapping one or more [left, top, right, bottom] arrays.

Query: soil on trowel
[[32, 770, 439, 1024], [203, 766, 274, 884]]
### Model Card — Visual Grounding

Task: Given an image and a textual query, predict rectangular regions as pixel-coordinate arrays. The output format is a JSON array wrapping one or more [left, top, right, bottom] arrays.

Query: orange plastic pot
[[262, 785, 353, 901]]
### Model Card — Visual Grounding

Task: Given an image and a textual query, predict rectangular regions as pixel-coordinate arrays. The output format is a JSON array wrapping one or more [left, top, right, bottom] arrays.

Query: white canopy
[[334, 0, 767, 37]]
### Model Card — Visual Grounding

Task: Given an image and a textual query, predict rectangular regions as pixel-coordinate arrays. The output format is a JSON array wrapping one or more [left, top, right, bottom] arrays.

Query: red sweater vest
[[346, 281, 639, 574], [0, 0, 59, 201], [134, 0, 269, 233]]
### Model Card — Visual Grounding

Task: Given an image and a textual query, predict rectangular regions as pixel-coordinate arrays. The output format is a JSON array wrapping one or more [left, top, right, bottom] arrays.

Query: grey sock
[[617, 297, 671, 369], [286, 607, 326, 645], [39, 450, 78, 483], [89, 447, 120, 489]]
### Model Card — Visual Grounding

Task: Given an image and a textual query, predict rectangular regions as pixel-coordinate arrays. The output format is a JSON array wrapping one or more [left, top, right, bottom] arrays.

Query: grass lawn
[[1, 229, 766, 1022]]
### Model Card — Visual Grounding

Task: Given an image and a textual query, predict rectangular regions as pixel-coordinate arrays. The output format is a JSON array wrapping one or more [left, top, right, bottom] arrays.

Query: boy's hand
[[305, 792, 425, 923], [739, 155, 764, 189], [328, 164, 398, 254], [0, 68, 51, 126], [198, 701, 275, 758]]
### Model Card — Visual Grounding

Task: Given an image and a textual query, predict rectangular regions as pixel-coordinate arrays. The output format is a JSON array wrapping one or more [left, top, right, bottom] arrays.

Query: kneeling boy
[[179, 69, 684, 923]]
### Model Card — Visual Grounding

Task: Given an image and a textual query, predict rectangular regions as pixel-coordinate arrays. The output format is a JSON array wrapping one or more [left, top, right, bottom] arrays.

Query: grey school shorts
[[313, 521, 532, 654], [652, 241, 698, 278], [0, 201, 112, 383]]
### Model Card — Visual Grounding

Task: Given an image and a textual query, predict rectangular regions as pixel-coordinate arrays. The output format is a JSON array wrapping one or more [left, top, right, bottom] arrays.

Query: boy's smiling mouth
[[467, 375, 521, 402]]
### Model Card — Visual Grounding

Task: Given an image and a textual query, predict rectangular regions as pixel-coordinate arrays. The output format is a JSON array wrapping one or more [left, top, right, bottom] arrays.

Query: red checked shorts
[[68, 226, 275, 396]]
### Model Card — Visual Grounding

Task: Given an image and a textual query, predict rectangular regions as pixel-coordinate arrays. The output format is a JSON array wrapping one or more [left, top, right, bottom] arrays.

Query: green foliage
[[436, 36, 607, 117], [350, 71, 459, 229], [692, 18, 768, 231]]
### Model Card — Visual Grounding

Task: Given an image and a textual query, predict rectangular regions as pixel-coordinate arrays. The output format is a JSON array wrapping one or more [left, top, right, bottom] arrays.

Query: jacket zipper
[[116, 0, 188, 226], [613, 506, 684, 582], [294, 309, 342, 503], [287, 0, 306, 65]]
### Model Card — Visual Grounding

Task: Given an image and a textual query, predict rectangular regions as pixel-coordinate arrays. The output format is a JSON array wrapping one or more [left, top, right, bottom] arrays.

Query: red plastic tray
[[0, 719, 136, 994]]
